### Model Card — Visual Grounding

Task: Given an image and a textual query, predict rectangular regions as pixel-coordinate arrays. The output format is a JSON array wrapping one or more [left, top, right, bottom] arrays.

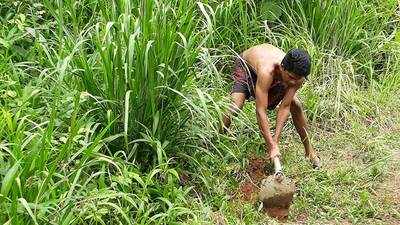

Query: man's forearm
[[256, 108, 275, 147], [274, 104, 290, 142]]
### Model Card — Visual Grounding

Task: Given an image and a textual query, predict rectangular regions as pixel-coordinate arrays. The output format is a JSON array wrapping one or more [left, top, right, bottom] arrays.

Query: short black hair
[[281, 49, 311, 78]]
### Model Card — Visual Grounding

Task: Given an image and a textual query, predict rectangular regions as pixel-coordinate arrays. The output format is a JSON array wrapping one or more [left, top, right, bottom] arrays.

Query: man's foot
[[308, 155, 321, 169]]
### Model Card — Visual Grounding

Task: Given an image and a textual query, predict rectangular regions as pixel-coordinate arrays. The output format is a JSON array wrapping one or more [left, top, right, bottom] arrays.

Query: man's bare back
[[242, 44, 285, 74]]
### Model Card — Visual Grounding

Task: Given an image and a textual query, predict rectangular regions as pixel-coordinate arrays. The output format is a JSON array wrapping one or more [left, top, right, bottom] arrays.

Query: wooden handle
[[273, 156, 282, 173], [273, 157, 284, 182]]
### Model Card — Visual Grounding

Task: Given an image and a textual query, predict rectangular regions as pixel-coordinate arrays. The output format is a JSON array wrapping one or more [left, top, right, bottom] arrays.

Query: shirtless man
[[222, 44, 320, 170]]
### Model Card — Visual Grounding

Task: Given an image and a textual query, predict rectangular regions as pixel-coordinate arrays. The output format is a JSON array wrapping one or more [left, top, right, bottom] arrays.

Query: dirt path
[[375, 149, 400, 224]]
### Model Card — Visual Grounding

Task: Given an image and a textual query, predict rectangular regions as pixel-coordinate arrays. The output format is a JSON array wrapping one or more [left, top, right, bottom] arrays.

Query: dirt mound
[[236, 155, 295, 221], [259, 175, 296, 220]]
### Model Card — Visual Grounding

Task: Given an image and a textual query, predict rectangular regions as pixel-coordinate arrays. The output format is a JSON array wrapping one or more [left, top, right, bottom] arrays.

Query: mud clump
[[259, 175, 296, 220], [236, 155, 296, 221]]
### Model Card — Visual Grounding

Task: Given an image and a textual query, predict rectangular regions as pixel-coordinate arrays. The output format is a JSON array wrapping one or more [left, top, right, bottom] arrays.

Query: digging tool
[[258, 156, 296, 220]]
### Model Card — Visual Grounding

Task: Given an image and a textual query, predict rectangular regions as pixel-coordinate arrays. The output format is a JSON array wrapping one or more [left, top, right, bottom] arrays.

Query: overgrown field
[[1, 0, 399, 224]]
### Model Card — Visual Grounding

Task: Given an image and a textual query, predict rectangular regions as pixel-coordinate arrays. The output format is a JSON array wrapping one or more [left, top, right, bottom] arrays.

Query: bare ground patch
[[374, 149, 400, 224]]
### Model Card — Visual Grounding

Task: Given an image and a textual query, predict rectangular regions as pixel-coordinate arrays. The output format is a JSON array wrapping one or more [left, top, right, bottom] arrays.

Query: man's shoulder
[[243, 44, 285, 61]]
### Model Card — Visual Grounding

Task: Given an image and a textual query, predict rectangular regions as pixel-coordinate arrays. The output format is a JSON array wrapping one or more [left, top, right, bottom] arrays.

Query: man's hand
[[268, 141, 280, 159]]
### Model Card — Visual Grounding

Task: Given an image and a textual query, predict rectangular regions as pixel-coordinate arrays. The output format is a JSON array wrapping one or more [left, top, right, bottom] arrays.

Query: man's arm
[[274, 86, 299, 143], [254, 72, 276, 156]]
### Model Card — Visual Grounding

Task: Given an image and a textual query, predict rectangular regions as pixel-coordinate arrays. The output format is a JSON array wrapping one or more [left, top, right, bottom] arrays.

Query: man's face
[[281, 69, 304, 86]]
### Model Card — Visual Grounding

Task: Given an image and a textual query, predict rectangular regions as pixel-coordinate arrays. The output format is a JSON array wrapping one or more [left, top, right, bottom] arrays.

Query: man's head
[[280, 49, 311, 83]]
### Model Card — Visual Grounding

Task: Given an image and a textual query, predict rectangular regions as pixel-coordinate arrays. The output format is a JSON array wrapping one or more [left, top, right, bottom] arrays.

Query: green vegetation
[[0, 0, 399, 224]]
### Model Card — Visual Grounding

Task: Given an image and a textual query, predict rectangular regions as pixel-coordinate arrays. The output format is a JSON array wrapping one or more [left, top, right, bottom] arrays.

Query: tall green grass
[[1, 0, 204, 223], [0, 66, 195, 223], [39, 0, 203, 168]]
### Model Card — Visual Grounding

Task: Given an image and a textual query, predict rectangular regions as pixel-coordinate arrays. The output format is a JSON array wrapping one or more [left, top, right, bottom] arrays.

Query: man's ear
[[276, 64, 283, 73]]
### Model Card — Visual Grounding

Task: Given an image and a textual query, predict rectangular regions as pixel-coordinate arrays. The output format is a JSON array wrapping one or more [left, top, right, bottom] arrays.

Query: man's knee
[[229, 92, 246, 116]]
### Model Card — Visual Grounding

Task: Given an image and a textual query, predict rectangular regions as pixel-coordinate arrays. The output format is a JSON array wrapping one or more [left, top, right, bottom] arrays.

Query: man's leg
[[221, 92, 246, 133], [290, 97, 320, 167]]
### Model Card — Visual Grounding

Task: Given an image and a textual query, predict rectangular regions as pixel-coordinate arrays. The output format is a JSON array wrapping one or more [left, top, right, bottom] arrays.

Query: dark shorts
[[231, 57, 286, 110], [231, 57, 257, 99]]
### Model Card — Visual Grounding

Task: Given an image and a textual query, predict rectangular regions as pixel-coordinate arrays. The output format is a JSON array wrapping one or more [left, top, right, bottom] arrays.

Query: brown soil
[[247, 155, 269, 183], [236, 155, 268, 203], [264, 207, 290, 221], [238, 180, 257, 202]]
